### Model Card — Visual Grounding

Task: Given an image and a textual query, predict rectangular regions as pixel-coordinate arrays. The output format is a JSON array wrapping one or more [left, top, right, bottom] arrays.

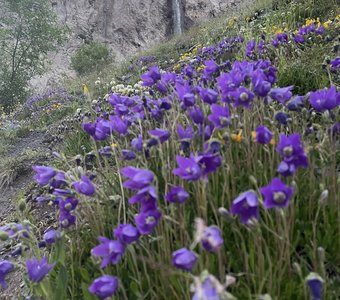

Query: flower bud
[[18, 199, 26, 212], [0, 230, 9, 241], [249, 175, 257, 186], [318, 190, 328, 204], [293, 262, 302, 276], [317, 247, 325, 263]]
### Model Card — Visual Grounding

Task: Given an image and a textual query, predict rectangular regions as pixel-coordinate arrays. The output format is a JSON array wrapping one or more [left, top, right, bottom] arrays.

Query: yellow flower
[[231, 130, 243, 143], [251, 131, 256, 142], [323, 20, 331, 29], [197, 65, 205, 72], [82, 83, 90, 97]]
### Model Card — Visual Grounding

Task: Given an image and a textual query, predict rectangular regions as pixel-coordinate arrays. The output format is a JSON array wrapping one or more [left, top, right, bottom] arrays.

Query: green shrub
[[71, 42, 114, 75]]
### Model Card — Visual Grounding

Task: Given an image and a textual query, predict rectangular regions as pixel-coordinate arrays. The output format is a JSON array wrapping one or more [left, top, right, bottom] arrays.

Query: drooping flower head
[[260, 178, 294, 209], [173, 155, 202, 181], [231, 190, 259, 224], [148, 128, 170, 144], [254, 125, 273, 144], [309, 86, 339, 112], [88, 275, 119, 299], [192, 275, 227, 300], [208, 104, 230, 129], [172, 248, 198, 272], [306, 273, 324, 300], [91, 237, 125, 268], [113, 224, 140, 245], [165, 186, 189, 204], [270, 86, 293, 104], [0, 260, 14, 289], [141, 65, 161, 86], [121, 167, 154, 190], [276, 133, 308, 170], [33, 166, 56, 186], [201, 226, 224, 253], [134, 209, 162, 235], [73, 176, 95, 196], [26, 257, 55, 283], [43, 229, 61, 245]]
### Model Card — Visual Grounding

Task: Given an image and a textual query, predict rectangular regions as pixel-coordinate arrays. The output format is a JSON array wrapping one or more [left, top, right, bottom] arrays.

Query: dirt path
[[0, 131, 49, 299]]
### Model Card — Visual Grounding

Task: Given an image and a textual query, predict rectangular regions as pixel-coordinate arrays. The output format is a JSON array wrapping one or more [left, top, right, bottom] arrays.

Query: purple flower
[[0, 260, 14, 289], [121, 149, 136, 161], [26, 257, 55, 283], [192, 276, 221, 300], [306, 273, 323, 300], [141, 65, 161, 86], [275, 112, 290, 125], [176, 82, 196, 108], [204, 60, 218, 79], [255, 125, 273, 144], [128, 185, 157, 208], [134, 209, 162, 235], [309, 86, 339, 112], [173, 155, 201, 181], [231, 87, 255, 108], [271, 38, 279, 48], [165, 186, 189, 204], [131, 135, 143, 152], [330, 57, 340, 70], [177, 124, 194, 141], [277, 161, 296, 177], [188, 106, 204, 124], [276, 133, 308, 169], [89, 275, 119, 299], [257, 41, 267, 54], [0, 223, 29, 239], [287, 96, 305, 111], [91, 237, 125, 268], [172, 248, 198, 272], [208, 104, 230, 128], [148, 128, 170, 144], [199, 88, 218, 104], [252, 70, 272, 97], [33, 166, 56, 186], [73, 175, 95, 196], [50, 172, 67, 188], [59, 197, 78, 212], [231, 190, 259, 224], [109, 115, 129, 136], [113, 224, 140, 245], [260, 178, 294, 209], [245, 39, 256, 57], [43, 229, 61, 245], [59, 211, 76, 228], [201, 226, 223, 253], [121, 167, 154, 190], [270, 86, 293, 104]]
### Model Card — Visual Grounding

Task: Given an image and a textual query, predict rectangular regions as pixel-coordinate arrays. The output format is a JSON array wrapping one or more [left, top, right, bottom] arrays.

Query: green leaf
[[52, 265, 68, 300]]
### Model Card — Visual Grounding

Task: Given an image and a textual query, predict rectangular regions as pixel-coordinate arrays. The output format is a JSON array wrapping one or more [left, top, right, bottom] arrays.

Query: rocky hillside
[[32, 0, 250, 89]]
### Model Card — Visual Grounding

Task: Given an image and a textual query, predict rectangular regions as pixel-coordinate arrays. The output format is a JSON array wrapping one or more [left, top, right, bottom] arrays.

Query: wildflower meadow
[[0, 1, 339, 299]]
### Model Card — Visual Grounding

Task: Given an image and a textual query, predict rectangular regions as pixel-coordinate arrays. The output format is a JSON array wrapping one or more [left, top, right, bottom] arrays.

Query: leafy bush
[[71, 42, 114, 75]]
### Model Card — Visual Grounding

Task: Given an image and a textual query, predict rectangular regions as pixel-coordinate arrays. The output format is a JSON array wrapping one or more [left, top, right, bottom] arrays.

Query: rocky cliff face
[[31, 0, 249, 89]]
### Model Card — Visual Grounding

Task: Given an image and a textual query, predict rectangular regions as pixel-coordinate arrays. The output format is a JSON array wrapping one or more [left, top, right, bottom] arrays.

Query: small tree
[[0, 0, 65, 112], [71, 42, 114, 75]]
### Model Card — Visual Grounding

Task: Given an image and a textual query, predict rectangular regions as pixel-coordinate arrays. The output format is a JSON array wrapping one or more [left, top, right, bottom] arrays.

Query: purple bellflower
[[231, 190, 259, 224], [26, 257, 55, 283], [260, 178, 294, 209], [89, 275, 119, 299], [172, 248, 198, 272]]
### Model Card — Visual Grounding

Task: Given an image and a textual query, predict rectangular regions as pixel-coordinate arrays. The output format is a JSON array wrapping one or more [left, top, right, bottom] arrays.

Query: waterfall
[[172, 0, 182, 35]]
